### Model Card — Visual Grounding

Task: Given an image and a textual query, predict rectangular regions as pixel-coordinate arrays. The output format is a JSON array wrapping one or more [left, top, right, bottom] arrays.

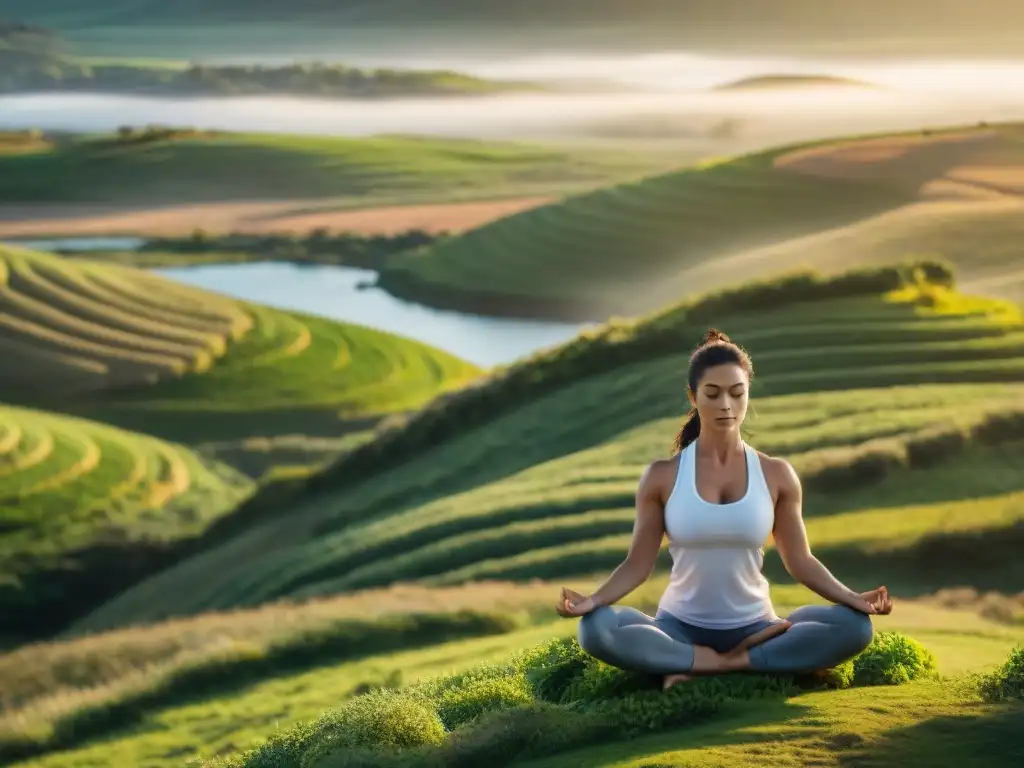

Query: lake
[[6, 237, 590, 366], [155, 262, 591, 367]]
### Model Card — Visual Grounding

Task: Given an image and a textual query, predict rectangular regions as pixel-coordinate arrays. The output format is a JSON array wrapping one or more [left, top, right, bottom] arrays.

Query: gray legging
[[577, 604, 874, 675]]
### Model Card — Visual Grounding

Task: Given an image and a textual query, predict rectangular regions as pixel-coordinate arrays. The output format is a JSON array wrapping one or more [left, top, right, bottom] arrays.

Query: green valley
[[1, 113, 1023, 768]]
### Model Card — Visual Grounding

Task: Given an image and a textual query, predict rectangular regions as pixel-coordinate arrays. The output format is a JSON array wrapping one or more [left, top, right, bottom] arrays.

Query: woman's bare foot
[[662, 622, 792, 691], [732, 619, 792, 654]]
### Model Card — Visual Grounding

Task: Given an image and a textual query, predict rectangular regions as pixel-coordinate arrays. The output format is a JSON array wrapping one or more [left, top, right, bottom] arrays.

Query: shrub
[[851, 631, 937, 686], [433, 675, 533, 730], [432, 702, 607, 768], [979, 646, 1024, 702], [518, 636, 591, 703], [297, 689, 447, 766]]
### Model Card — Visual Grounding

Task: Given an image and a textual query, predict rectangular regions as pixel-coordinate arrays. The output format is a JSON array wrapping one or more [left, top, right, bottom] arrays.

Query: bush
[[851, 631, 937, 686], [297, 689, 447, 766], [979, 646, 1024, 702], [434, 676, 533, 730], [519, 636, 592, 703]]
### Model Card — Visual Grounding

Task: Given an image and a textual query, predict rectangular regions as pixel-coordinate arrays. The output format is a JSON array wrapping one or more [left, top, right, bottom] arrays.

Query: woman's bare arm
[[587, 460, 669, 607], [769, 458, 882, 613]]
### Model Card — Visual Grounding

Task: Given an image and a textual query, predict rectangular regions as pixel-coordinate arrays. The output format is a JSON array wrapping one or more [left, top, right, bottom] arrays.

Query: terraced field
[[380, 122, 1024, 318], [0, 244, 481, 447], [0, 403, 253, 643], [68, 264, 1024, 632]]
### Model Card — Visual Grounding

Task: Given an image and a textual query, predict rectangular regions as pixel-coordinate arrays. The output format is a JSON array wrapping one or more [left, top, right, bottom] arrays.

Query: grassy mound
[[66, 263, 1024, 631], [377, 123, 1024, 319], [0, 402, 253, 642], [0, 244, 481, 447], [221, 630, 937, 768], [0, 130, 674, 207]]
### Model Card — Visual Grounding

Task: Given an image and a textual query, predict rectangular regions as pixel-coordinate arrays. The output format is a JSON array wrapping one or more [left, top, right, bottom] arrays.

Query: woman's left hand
[[556, 587, 598, 617], [849, 586, 893, 615]]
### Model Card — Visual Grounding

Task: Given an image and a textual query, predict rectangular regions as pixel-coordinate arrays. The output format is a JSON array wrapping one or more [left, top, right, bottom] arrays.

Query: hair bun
[[701, 328, 731, 345]]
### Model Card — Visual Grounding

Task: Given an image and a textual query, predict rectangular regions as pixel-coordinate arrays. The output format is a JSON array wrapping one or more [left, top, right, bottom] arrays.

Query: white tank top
[[657, 440, 776, 629]]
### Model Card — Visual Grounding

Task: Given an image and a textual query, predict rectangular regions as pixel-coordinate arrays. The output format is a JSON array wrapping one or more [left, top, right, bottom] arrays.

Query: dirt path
[[0, 196, 554, 238]]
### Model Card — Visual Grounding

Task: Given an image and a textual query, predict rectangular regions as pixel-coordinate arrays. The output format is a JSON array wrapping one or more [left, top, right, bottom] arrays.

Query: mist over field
[[5, 54, 1024, 147]]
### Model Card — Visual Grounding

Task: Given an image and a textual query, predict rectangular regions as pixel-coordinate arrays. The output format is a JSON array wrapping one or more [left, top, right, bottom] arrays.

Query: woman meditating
[[557, 329, 892, 689]]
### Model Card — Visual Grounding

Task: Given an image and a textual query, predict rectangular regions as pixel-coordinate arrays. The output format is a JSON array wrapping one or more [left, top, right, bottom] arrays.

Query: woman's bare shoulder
[[638, 455, 681, 500], [752, 448, 801, 496]]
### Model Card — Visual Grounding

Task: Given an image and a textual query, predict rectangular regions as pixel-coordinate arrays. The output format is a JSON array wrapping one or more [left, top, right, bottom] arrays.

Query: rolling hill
[[66, 262, 1024, 632], [378, 123, 1024, 320], [8, 1, 1024, 58], [0, 244, 480, 449], [4, 262, 1023, 768], [0, 129, 671, 207], [0, 243, 484, 642], [0, 403, 254, 645]]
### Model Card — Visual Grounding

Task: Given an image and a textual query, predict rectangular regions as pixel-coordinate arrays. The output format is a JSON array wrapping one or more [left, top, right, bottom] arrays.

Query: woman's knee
[[825, 605, 874, 657], [577, 605, 618, 657], [846, 608, 874, 654]]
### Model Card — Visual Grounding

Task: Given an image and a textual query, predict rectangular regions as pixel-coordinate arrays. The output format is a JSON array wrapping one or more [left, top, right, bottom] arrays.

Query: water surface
[[153, 261, 590, 367]]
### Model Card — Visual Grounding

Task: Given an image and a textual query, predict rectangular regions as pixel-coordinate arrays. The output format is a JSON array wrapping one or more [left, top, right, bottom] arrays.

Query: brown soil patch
[[774, 128, 1024, 199], [0, 196, 553, 239]]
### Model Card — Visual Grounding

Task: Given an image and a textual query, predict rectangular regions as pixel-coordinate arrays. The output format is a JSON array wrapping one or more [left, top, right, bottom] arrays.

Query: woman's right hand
[[556, 587, 599, 617]]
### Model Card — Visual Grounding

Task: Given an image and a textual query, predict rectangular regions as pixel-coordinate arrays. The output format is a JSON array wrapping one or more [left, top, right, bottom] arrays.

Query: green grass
[[0, 130, 679, 206], [207, 615, 1022, 768], [0, 582, 560, 765], [64, 268, 1024, 631], [377, 122, 1024, 319], [4, 588, 1021, 768], [0, 402, 254, 643], [0, 244, 481, 447]]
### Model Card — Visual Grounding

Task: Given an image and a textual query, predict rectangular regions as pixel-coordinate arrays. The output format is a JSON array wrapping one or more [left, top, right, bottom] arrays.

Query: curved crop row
[[0, 245, 250, 397], [0, 403, 254, 641], [79, 306, 481, 445]]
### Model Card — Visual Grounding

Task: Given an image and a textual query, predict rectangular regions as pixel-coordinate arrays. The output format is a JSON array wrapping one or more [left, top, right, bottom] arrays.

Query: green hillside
[[378, 123, 1024, 320], [5, 263, 1023, 768], [67, 262, 1024, 633], [0, 244, 480, 450], [0, 129, 670, 206], [0, 243, 484, 642], [0, 403, 254, 645]]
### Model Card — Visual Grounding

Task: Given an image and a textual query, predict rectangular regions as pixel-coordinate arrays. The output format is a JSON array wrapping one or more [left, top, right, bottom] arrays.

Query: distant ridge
[[712, 73, 878, 91]]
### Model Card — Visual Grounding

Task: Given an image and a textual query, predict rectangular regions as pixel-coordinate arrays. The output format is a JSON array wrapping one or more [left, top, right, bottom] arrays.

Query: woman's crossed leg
[[577, 603, 873, 685]]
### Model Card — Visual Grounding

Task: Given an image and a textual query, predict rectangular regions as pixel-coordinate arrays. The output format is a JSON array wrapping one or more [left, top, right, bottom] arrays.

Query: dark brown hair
[[672, 328, 754, 454]]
